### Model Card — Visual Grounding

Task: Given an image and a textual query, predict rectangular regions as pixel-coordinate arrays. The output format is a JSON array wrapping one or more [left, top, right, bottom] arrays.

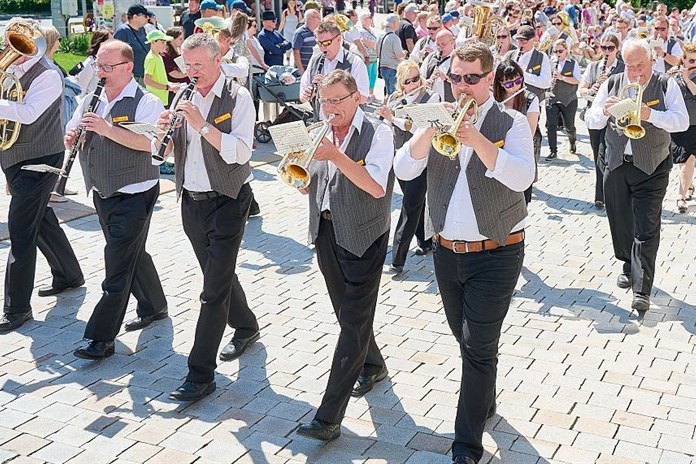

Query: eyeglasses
[[92, 61, 128, 72], [601, 45, 616, 51], [403, 75, 420, 85], [427, 26, 440, 31], [448, 71, 489, 85], [552, 21, 562, 25], [654, 27, 667, 31], [319, 91, 355, 105], [517, 38, 530, 43], [553, 49, 566, 53], [496, 35, 509, 39], [502, 76, 523, 88], [184, 62, 206, 71], [317, 34, 340, 47]]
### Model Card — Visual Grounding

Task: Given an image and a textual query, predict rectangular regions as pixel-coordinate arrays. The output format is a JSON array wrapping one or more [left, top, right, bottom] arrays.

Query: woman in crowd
[[162, 27, 189, 108], [545, 39, 580, 161], [279, 0, 303, 64], [355, 12, 379, 104], [72, 29, 112, 97], [670, 44, 696, 214]]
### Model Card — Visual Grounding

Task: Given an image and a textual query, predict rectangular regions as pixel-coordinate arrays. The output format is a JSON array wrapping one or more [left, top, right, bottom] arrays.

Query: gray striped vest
[[514, 49, 546, 101], [425, 103, 526, 244], [308, 114, 395, 257], [81, 87, 159, 198], [1, 57, 65, 169], [548, 59, 578, 107], [604, 73, 671, 175], [393, 90, 433, 149], [173, 79, 251, 199]]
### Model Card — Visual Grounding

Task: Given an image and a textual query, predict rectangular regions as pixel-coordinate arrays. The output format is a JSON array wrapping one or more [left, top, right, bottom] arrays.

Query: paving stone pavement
[[1, 111, 696, 463]]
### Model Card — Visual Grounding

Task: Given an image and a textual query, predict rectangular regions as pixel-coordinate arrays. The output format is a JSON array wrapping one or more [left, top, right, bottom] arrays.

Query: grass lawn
[[54, 52, 85, 73]]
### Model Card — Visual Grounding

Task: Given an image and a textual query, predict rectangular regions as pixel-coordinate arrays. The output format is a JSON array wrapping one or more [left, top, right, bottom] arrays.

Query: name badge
[[494, 140, 505, 149], [356, 159, 365, 166], [531, 64, 541, 71], [563, 71, 572, 76], [646, 99, 660, 107], [112, 116, 128, 123], [214, 112, 231, 124]]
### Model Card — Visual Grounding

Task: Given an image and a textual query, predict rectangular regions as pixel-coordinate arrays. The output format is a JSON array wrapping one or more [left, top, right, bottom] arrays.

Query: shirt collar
[[210, 72, 226, 98], [327, 47, 346, 64], [102, 78, 140, 105], [351, 107, 365, 134], [11, 54, 44, 76]]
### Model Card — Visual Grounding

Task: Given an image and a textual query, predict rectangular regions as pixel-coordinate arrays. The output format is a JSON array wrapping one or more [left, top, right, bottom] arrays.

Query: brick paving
[[1, 82, 696, 464]]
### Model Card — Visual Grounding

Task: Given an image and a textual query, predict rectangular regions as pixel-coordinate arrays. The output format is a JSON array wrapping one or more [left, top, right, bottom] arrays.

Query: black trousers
[[391, 172, 431, 267], [603, 157, 670, 296], [3, 153, 82, 315], [545, 99, 578, 153], [314, 218, 387, 424], [84, 184, 167, 341], [588, 128, 606, 202], [182, 184, 258, 384], [434, 240, 524, 461]]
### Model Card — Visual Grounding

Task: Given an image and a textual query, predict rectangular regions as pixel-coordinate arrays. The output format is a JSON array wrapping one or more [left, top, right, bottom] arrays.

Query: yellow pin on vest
[[214, 112, 232, 124]]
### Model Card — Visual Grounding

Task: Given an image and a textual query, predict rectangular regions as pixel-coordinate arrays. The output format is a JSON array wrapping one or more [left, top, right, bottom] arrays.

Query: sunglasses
[[552, 22, 562, 25], [496, 35, 509, 39], [403, 75, 421, 85], [427, 26, 440, 31], [317, 34, 340, 47], [448, 71, 489, 85], [654, 27, 667, 31], [502, 76, 523, 88], [601, 45, 616, 51], [553, 49, 566, 53]]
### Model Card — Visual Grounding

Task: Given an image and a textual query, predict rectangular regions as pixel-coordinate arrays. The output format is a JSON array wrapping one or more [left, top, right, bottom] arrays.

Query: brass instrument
[[615, 81, 645, 139], [432, 95, 479, 160], [333, 14, 352, 33], [0, 20, 46, 150], [535, 34, 552, 52], [470, 0, 506, 48], [278, 114, 335, 189]]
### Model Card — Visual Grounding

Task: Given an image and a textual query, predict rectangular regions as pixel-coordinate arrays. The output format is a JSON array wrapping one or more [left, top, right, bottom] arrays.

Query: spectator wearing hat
[[114, 4, 151, 85], [447, 10, 461, 36], [228, 0, 251, 17], [258, 10, 292, 67], [200, 0, 224, 19], [377, 14, 406, 98], [396, 2, 418, 55], [180, 0, 202, 38], [144, 30, 177, 106], [441, 13, 457, 34]]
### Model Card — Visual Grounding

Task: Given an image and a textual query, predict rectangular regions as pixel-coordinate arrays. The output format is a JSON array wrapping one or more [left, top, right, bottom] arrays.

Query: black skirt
[[671, 124, 696, 164]]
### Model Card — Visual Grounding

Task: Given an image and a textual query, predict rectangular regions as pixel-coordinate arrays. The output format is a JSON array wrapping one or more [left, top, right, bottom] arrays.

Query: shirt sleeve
[[484, 111, 535, 192], [217, 86, 254, 165], [351, 55, 370, 99], [0, 66, 62, 124], [291, 29, 303, 49], [221, 56, 249, 80], [393, 133, 428, 181], [646, 77, 690, 132], [572, 61, 582, 81], [75, 57, 95, 94], [135, 92, 166, 126], [580, 64, 593, 86], [528, 95, 540, 114], [363, 122, 395, 190], [584, 77, 610, 130]]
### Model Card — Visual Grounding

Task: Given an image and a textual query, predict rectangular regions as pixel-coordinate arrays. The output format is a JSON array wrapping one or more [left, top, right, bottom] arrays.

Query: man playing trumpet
[[586, 38, 688, 312], [394, 43, 534, 464]]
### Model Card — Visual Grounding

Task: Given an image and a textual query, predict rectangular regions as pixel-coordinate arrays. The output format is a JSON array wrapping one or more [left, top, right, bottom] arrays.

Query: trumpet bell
[[623, 124, 645, 139], [278, 150, 312, 189], [432, 132, 460, 160], [432, 97, 478, 160]]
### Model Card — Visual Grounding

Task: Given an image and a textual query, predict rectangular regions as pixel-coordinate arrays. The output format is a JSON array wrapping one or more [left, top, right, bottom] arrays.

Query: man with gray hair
[[156, 33, 259, 402], [586, 38, 688, 312]]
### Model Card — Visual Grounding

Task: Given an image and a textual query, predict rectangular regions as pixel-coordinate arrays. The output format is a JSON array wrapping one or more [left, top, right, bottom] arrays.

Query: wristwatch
[[199, 123, 211, 137]]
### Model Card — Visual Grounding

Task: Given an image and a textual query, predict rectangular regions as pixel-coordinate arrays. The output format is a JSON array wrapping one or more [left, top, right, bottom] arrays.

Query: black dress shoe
[[351, 367, 389, 397], [569, 141, 577, 154], [248, 199, 261, 217], [616, 273, 631, 289], [453, 455, 477, 464], [389, 264, 404, 275], [631, 293, 650, 312], [414, 245, 432, 256], [74, 341, 115, 360], [297, 419, 341, 441], [487, 401, 496, 420], [594, 200, 605, 209], [219, 331, 260, 361], [169, 380, 216, 401], [124, 309, 169, 332], [37, 278, 85, 297], [546, 152, 558, 161], [0, 312, 33, 332]]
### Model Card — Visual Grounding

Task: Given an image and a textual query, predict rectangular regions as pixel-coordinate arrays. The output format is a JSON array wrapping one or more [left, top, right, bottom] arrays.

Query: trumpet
[[277, 114, 335, 189], [432, 95, 479, 160], [615, 81, 645, 140]]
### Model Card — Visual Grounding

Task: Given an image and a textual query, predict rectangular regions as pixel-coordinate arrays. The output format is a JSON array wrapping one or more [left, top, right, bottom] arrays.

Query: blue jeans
[[380, 67, 397, 96]]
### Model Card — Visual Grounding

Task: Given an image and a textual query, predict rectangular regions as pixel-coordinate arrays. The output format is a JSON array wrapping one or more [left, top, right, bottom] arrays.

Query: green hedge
[[0, 0, 49, 14]]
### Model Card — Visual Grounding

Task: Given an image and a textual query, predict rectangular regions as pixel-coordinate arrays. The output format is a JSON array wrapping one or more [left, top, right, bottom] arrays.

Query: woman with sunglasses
[[669, 44, 696, 214], [375, 60, 439, 274], [545, 39, 580, 161], [579, 34, 623, 208], [494, 59, 540, 204], [493, 27, 516, 64]]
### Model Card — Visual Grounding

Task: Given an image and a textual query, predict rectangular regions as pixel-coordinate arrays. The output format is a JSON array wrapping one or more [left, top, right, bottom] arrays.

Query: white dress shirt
[[394, 93, 535, 241], [66, 78, 165, 195], [585, 72, 690, 155], [513, 48, 553, 90], [183, 73, 254, 192], [0, 55, 62, 124], [390, 91, 441, 132], [320, 108, 394, 211], [420, 54, 452, 102], [554, 58, 582, 82], [300, 47, 370, 99], [580, 59, 619, 86], [653, 39, 682, 74], [221, 48, 250, 82]]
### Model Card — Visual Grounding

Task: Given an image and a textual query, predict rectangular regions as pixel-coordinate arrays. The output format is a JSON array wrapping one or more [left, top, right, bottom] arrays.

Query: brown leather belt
[[185, 190, 221, 201], [434, 230, 525, 254]]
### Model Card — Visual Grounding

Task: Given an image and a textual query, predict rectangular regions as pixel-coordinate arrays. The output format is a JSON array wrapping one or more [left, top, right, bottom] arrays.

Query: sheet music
[[607, 99, 637, 120], [21, 164, 66, 176], [174, 56, 186, 74], [269, 121, 313, 155], [398, 103, 454, 130], [119, 122, 161, 139]]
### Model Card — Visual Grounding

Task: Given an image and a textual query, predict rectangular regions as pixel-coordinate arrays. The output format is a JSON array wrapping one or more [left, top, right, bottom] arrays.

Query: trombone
[[615, 81, 645, 139], [277, 114, 335, 189], [432, 95, 479, 160]]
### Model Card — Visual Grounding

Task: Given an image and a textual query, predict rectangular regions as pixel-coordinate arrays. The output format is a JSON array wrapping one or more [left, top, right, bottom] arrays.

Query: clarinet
[[546, 59, 561, 100], [54, 78, 106, 196], [153, 77, 198, 162], [309, 53, 326, 103]]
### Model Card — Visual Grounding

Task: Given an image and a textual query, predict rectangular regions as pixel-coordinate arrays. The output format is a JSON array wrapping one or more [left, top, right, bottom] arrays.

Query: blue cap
[[449, 10, 460, 18], [231, 0, 251, 13], [200, 0, 222, 11], [442, 13, 454, 23]]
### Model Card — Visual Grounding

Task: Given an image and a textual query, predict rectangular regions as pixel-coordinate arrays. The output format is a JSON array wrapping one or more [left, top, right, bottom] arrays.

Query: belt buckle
[[451, 240, 468, 254]]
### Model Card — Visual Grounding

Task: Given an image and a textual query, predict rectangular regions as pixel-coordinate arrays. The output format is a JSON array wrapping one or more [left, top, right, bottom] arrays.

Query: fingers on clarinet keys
[[296, 419, 341, 441], [0, 312, 33, 332], [73, 341, 115, 360], [169, 380, 216, 402]]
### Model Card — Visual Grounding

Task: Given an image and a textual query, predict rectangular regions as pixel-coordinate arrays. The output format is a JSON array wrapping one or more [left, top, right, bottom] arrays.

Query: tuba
[[470, 0, 506, 48], [615, 81, 645, 139], [432, 95, 479, 160], [0, 20, 46, 150], [278, 114, 335, 189]]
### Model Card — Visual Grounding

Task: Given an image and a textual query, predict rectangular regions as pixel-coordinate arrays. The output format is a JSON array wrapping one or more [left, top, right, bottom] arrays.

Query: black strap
[[128, 25, 148, 52], [377, 31, 392, 68]]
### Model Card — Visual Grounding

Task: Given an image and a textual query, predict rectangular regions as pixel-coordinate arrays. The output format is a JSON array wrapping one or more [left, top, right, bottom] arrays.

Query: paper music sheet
[[174, 56, 186, 74], [607, 99, 636, 120], [119, 122, 161, 139], [269, 121, 313, 154], [398, 103, 454, 130], [21, 164, 66, 176]]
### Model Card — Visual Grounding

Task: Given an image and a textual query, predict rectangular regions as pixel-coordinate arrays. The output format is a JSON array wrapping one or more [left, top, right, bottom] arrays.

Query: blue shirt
[[258, 28, 292, 66], [291, 25, 315, 69], [114, 23, 150, 78]]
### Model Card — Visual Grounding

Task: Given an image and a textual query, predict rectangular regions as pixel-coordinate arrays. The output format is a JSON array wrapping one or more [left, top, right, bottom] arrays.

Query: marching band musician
[[545, 39, 581, 161], [296, 70, 395, 441], [652, 16, 682, 74], [70, 40, 168, 359], [421, 30, 457, 102], [0, 19, 84, 332], [411, 15, 442, 65], [156, 33, 260, 401], [375, 60, 440, 274], [492, 27, 516, 64], [585, 38, 688, 313], [506, 25, 552, 102], [579, 34, 624, 208], [394, 43, 534, 464]]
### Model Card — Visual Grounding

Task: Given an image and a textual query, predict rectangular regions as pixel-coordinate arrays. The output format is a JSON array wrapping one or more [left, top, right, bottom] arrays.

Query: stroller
[[253, 65, 314, 143]]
